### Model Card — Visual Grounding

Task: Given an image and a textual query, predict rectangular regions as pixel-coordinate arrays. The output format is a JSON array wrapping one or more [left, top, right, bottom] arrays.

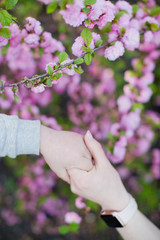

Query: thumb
[[84, 130, 107, 167]]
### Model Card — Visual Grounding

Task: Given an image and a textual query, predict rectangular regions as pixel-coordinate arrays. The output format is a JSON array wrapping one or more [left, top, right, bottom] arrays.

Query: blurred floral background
[[0, 0, 160, 239]]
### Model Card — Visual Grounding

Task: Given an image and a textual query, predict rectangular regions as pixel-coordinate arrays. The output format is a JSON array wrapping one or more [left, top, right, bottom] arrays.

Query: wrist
[[40, 125, 50, 155], [101, 191, 130, 212]]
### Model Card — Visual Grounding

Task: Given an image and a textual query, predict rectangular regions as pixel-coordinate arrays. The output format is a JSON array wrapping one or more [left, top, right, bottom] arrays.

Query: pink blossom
[[9, 23, 21, 47], [6, 43, 36, 77], [59, 3, 87, 27], [92, 32, 101, 44], [75, 196, 86, 209], [136, 87, 152, 103], [117, 95, 132, 113], [64, 212, 82, 224], [108, 31, 119, 43], [31, 84, 45, 93], [113, 145, 126, 161], [36, 212, 47, 227], [72, 36, 94, 57], [110, 123, 120, 136], [87, 0, 106, 21], [140, 16, 159, 27], [104, 41, 125, 61], [118, 14, 131, 29], [24, 33, 40, 48], [0, 35, 8, 48], [121, 111, 141, 131], [137, 72, 154, 88], [25, 17, 42, 35], [136, 9, 147, 19], [41, 32, 65, 53], [116, 136, 127, 147], [116, 1, 133, 18], [154, 31, 160, 46], [129, 19, 141, 31], [134, 138, 150, 156], [96, 1, 116, 29], [144, 31, 154, 43], [122, 28, 140, 51], [61, 58, 75, 76]]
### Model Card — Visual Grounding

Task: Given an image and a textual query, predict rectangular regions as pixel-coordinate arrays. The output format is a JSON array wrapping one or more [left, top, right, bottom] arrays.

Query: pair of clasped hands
[[40, 125, 129, 212]]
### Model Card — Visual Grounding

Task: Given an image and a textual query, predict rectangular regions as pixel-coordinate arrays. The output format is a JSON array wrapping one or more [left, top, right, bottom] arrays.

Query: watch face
[[101, 214, 123, 228]]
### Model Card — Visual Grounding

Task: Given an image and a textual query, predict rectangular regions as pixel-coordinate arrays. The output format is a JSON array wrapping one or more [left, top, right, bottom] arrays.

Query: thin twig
[[3, 43, 109, 88]]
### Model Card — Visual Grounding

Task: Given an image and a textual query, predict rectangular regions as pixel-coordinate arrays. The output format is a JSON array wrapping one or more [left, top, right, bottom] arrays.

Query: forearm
[[117, 209, 160, 240]]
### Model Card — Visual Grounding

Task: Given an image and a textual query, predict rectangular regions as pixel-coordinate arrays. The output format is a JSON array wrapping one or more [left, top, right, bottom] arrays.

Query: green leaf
[[150, 23, 160, 32], [0, 9, 13, 26], [1, 43, 9, 56], [102, 22, 112, 33], [84, 0, 96, 5], [46, 0, 58, 14], [132, 4, 139, 15], [14, 94, 21, 103], [60, 0, 73, 9], [150, 6, 160, 16], [82, 7, 90, 14], [69, 223, 79, 233], [46, 78, 52, 86], [74, 66, 84, 74], [52, 72, 63, 80], [81, 46, 88, 52], [47, 65, 53, 75], [59, 225, 69, 235], [74, 58, 84, 65], [95, 39, 103, 48], [85, 19, 91, 25], [107, 132, 115, 141], [5, 0, 18, 10], [114, 10, 128, 22], [131, 103, 144, 111], [0, 28, 11, 38], [58, 51, 68, 63], [84, 53, 92, 65], [81, 28, 93, 47]]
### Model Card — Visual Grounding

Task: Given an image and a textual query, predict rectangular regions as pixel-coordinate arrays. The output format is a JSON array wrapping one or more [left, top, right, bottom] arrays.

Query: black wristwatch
[[100, 195, 138, 228]]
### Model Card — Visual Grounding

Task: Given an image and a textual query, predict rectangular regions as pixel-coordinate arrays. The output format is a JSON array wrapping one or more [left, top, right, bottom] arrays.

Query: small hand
[[68, 131, 130, 211], [40, 125, 93, 183]]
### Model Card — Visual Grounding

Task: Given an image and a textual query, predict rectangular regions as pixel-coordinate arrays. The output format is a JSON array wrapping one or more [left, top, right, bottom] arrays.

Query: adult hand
[[40, 125, 93, 183], [68, 131, 130, 211]]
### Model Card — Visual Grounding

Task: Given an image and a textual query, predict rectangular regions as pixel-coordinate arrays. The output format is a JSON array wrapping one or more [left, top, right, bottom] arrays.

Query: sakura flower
[[117, 95, 132, 113], [31, 84, 45, 93], [116, 1, 133, 18], [72, 36, 94, 57], [24, 33, 40, 48], [87, 0, 106, 21], [75, 196, 86, 209], [122, 28, 140, 51], [104, 41, 125, 61], [59, 2, 87, 27], [25, 17, 42, 35], [121, 111, 141, 131], [97, 1, 116, 29], [64, 212, 82, 224]]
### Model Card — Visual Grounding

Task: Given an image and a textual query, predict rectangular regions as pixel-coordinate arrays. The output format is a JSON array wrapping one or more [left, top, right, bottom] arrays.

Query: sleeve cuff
[[17, 118, 41, 156]]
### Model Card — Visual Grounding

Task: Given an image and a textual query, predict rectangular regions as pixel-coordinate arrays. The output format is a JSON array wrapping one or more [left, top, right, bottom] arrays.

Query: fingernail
[[86, 130, 93, 140]]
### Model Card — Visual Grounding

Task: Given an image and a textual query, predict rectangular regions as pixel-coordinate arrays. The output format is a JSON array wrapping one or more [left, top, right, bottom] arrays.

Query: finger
[[84, 130, 108, 168], [67, 168, 90, 194]]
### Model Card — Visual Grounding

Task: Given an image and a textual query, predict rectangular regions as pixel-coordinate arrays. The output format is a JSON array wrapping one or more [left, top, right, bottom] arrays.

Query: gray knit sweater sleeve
[[0, 114, 41, 158]]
